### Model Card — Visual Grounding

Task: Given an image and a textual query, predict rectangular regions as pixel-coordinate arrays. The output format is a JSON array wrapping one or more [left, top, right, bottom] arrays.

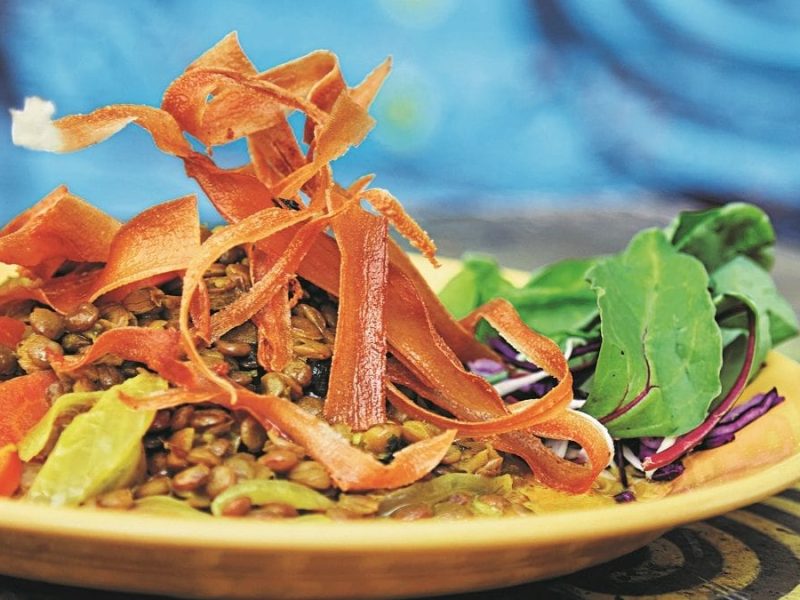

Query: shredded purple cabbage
[[651, 462, 685, 481], [639, 437, 663, 450], [633, 387, 785, 478], [699, 432, 735, 450], [467, 358, 506, 377], [614, 490, 636, 503], [713, 387, 784, 434], [570, 340, 601, 358], [488, 336, 539, 370], [697, 388, 784, 450]]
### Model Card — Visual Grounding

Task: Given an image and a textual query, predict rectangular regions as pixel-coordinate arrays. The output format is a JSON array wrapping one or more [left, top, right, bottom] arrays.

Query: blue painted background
[[1, 0, 799, 225]]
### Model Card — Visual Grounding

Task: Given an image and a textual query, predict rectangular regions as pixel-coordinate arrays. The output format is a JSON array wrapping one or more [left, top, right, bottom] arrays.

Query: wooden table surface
[[2, 200, 799, 600]]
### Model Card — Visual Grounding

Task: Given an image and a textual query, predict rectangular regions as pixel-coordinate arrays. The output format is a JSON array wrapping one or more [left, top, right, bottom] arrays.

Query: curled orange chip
[[0, 186, 120, 272]]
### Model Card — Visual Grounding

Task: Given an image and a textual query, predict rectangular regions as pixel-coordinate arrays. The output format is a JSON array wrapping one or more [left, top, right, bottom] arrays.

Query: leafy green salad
[[440, 203, 799, 490]]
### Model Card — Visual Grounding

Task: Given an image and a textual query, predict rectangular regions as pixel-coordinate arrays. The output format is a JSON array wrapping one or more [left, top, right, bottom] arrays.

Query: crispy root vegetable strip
[[181, 48, 342, 147], [48, 327, 201, 388], [253, 229, 508, 418], [362, 188, 439, 267], [0, 186, 120, 271], [273, 92, 375, 198], [179, 208, 315, 400], [495, 426, 609, 494], [0, 269, 97, 315], [250, 248, 292, 371], [0, 444, 22, 497], [11, 100, 193, 157], [190, 280, 212, 343], [387, 242, 499, 364], [184, 155, 274, 222], [248, 121, 308, 189], [90, 195, 200, 300], [460, 299, 569, 384], [187, 32, 257, 75], [3, 197, 200, 314], [255, 288, 292, 371], [384, 378, 571, 437], [124, 386, 455, 492], [351, 57, 392, 110], [258, 50, 339, 95], [162, 68, 327, 148], [384, 297, 573, 435], [386, 270, 509, 419], [209, 215, 331, 341], [324, 205, 389, 430], [346, 175, 375, 197], [461, 299, 612, 492], [0, 371, 56, 447], [0, 317, 25, 348], [38, 270, 100, 314], [236, 390, 454, 491], [302, 53, 345, 145]]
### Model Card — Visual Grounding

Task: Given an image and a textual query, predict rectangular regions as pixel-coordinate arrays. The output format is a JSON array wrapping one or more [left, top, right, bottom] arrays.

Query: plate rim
[[0, 448, 797, 553]]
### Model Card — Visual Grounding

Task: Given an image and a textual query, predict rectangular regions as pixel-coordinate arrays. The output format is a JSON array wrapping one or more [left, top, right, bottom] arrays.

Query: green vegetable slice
[[210, 479, 335, 516], [17, 390, 103, 461], [26, 372, 166, 506], [378, 473, 512, 516], [135, 495, 213, 519], [584, 229, 723, 438]]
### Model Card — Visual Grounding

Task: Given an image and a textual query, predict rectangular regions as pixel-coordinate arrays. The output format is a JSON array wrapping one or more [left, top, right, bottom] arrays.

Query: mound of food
[[0, 34, 618, 519]]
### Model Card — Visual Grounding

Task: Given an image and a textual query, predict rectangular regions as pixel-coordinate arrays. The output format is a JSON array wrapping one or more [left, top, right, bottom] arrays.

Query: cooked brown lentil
[[171, 464, 211, 492], [288, 460, 331, 490], [96, 488, 135, 510], [250, 502, 298, 519], [390, 503, 435, 521], [257, 448, 299, 474], [122, 287, 165, 315], [29, 307, 66, 340], [221, 496, 252, 517], [17, 334, 63, 372], [0, 346, 18, 376], [63, 302, 100, 333]]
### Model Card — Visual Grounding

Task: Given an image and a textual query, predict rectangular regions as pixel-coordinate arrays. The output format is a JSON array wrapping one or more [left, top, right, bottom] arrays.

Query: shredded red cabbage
[[488, 336, 539, 370], [466, 358, 506, 377], [614, 490, 636, 503], [699, 387, 784, 450], [650, 461, 685, 481]]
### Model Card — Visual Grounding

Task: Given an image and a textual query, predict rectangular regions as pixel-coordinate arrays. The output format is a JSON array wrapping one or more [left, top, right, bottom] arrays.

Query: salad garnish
[[441, 203, 798, 497]]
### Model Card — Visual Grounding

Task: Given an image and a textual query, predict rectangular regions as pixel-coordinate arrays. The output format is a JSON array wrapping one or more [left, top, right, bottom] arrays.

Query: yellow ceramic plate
[[0, 259, 798, 600]]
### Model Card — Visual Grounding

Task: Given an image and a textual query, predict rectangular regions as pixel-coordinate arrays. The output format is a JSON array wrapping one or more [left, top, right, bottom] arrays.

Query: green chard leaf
[[516, 257, 600, 343], [584, 229, 723, 438], [438, 254, 509, 319], [710, 256, 800, 394], [439, 254, 599, 346], [666, 202, 775, 272], [26, 372, 167, 506]]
